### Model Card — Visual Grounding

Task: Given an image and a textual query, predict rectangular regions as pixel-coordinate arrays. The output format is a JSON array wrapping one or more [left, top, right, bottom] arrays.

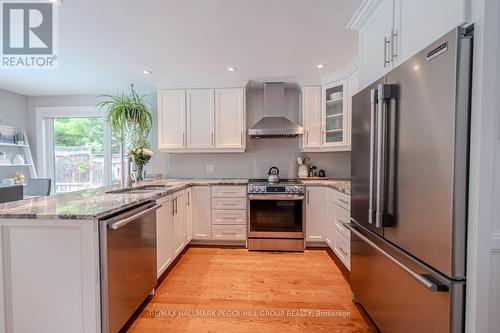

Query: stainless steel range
[[247, 179, 305, 252]]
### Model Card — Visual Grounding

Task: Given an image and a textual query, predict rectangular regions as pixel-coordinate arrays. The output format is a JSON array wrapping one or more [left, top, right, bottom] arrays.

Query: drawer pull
[[338, 198, 349, 205], [221, 232, 237, 235], [338, 246, 348, 256]]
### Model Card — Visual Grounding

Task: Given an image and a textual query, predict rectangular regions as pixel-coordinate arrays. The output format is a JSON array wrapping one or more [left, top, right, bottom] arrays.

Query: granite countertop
[[0, 179, 248, 220], [0, 178, 350, 220], [299, 179, 351, 194]]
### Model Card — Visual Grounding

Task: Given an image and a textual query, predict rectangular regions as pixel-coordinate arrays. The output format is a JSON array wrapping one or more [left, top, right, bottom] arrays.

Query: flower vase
[[136, 163, 145, 182]]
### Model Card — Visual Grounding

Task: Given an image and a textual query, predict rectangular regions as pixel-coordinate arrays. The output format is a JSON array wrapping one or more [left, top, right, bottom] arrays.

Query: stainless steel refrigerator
[[349, 24, 473, 333]]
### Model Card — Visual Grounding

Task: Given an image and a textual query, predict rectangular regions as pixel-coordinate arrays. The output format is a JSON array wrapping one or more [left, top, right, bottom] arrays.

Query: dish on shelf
[[328, 92, 343, 101]]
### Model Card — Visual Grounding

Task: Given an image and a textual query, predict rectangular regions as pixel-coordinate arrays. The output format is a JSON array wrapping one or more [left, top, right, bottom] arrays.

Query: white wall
[[465, 0, 500, 332], [165, 88, 351, 179]]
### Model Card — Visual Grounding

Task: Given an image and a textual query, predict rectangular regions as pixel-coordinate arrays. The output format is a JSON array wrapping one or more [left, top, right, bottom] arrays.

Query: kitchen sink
[[106, 184, 171, 194]]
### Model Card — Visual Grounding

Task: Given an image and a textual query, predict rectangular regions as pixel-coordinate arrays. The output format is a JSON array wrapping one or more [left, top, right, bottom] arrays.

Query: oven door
[[248, 194, 304, 238]]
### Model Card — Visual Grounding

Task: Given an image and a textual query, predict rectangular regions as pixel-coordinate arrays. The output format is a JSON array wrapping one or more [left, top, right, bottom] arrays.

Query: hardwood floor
[[128, 247, 377, 333]]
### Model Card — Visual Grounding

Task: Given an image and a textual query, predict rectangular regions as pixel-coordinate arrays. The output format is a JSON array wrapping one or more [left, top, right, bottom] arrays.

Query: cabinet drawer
[[211, 225, 247, 240], [211, 186, 247, 198], [333, 228, 350, 270], [334, 206, 350, 239], [212, 210, 246, 225], [212, 197, 246, 210], [334, 192, 350, 211]]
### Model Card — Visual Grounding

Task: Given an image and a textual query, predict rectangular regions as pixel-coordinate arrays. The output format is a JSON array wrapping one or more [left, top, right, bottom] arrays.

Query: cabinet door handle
[[383, 36, 391, 67], [171, 198, 175, 216], [187, 191, 190, 206], [391, 28, 398, 62], [306, 130, 309, 145], [307, 190, 310, 205], [211, 132, 214, 146]]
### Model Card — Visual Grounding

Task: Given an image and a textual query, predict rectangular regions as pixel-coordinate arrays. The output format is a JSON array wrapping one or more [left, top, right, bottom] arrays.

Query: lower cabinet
[[212, 224, 247, 240], [192, 186, 212, 240], [172, 190, 186, 256], [156, 195, 173, 277], [305, 186, 326, 242], [211, 185, 247, 241], [324, 187, 351, 270], [185, 187, 193, 242]]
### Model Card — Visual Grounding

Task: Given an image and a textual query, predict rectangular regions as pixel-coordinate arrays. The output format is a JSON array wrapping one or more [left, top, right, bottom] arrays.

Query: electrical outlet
[[206, 165, 214, 173]]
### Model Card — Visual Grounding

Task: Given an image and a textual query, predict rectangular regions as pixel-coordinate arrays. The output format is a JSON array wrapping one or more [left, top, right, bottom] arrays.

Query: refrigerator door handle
[[344, 222, 448, 292], [375, 85, 388, 228], [368, 88, 378, 224]]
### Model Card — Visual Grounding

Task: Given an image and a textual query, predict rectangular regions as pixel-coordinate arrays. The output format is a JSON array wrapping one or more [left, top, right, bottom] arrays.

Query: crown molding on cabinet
[[321, 55, 359, 85], [346, 0, 384, 31], [158, 80, 248, 90]]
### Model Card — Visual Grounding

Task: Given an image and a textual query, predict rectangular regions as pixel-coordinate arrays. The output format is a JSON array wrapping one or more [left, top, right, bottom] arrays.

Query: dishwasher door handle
[[107, 204, 161, 230]]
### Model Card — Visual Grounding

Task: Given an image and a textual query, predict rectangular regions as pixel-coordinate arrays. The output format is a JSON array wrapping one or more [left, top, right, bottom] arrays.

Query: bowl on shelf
[[328, 92, 343, 101]]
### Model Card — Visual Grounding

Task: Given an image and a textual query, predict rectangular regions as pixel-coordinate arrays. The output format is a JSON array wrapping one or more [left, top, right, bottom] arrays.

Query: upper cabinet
[[303, 86, 322, 149], [302, 58, 359, 152], [158, 90, 186, 149], [158, 87, 245, 153], [348, 0, 468, 90], [186, 89, 214, 149], [214, 88, 245, 149], [322, 80, 348, 148]]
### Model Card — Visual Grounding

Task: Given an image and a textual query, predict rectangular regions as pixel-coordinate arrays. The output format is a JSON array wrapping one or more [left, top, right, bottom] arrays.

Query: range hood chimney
[[248, 82, 304, 138]]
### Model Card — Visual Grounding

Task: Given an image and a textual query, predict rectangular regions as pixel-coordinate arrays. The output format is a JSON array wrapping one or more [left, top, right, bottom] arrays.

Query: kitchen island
[[0, 178, 350, 333]]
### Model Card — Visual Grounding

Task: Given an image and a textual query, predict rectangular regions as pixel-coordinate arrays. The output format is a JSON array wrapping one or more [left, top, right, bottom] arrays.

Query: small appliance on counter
[[318, 169, 326, 177], [267, 166, 280, 183]]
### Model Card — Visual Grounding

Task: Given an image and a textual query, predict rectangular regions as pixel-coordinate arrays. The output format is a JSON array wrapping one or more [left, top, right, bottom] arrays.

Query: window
[[36, 107, 124, 193]]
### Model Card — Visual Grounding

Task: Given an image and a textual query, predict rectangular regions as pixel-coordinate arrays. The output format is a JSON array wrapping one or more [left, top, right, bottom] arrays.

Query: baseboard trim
[[325, 247, 350, 284]]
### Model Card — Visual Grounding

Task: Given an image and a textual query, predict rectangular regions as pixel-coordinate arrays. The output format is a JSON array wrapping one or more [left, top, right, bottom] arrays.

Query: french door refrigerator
[[349, 24, 473, 333]]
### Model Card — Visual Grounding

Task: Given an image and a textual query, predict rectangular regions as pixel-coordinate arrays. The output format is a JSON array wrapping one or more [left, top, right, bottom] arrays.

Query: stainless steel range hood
[[248, 82, 304, 137]]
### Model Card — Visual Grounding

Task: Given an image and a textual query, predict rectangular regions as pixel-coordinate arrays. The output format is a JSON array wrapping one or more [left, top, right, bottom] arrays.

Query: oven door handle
[[248, 194, 305, 201]]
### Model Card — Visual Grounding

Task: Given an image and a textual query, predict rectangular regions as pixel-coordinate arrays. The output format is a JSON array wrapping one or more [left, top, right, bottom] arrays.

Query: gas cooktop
[[248, 179, 300, 185]]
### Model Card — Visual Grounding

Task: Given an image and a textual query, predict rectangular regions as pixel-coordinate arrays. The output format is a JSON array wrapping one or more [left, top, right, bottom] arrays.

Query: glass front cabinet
[[322, 80, 348, 148], [302, 61, 359, 152]]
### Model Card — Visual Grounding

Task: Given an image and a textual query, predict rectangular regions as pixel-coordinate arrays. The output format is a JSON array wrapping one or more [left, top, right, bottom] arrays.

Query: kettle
[[267, 166, 280, 183], [318, 169, 326, 178]]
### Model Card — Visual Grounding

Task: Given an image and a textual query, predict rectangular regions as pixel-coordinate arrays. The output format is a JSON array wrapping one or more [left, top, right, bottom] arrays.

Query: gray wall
[[26, 93, 168, 175], [0, 89, 29, 180], [165, 88, 351, 179]]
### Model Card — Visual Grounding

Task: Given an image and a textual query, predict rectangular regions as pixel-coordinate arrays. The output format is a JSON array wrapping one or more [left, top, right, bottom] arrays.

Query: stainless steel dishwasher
[[99, 201, 160, 333]]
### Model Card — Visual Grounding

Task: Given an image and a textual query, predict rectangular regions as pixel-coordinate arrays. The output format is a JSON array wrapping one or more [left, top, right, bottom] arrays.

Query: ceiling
[[0, 0, 361, 96]]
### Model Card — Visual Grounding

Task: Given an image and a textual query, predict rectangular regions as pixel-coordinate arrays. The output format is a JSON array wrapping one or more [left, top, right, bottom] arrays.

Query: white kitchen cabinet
[[172, 190, 186, 256], [210, 185, 247, 241], [303, 58, 358, 153], [325, 188, 336, 248], [394, 0, 466, 66], [186, 89, 214, 149], [156, 195, 173, 277], [305, 186, 326, 242], [215, 88, 245, 149], [192, 186, 212, 240], [349, 0, 467, 89], [185, 187, 193, 243], [303, 86, 322, 149], [158, 90, 186, 149], [321, 80, 349, 148], [358, 0, 395, 88]]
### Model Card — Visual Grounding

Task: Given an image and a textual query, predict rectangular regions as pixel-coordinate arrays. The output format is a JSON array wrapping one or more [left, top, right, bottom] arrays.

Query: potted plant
[[96, 84, 153, 140], [15, 131, 25, 145]]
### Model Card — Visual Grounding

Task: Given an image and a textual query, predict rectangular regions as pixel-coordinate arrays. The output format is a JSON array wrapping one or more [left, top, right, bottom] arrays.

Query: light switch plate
[[206, 165, 214, 173]]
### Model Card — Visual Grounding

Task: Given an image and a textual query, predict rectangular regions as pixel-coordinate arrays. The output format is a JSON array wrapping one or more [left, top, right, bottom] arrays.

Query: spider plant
[[96, 84, 153, 140]]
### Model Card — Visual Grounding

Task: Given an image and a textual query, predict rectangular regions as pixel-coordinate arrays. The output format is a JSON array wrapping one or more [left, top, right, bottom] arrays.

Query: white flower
[[143, 148, 153, 156]]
